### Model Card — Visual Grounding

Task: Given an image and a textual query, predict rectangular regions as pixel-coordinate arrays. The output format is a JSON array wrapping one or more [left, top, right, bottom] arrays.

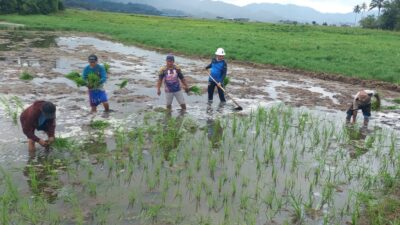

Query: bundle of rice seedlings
[[87, 72, 101, 89], [65, 71, 87, 87], [103, 63, 110, 73], [223, 77, 230, 87], [189, 86, 202, 95], [20, 71, 34, 80]]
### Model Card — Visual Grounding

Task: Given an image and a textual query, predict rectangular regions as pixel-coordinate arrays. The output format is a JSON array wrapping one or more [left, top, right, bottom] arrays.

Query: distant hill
[[111, 0, 377, 24], [64, 0, 162, 15]]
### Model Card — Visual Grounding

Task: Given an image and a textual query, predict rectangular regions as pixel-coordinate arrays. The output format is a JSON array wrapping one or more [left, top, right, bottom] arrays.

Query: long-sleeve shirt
[[20, 101, 56, 142], [353, 90, 376, 110], [82, 64, 107, 89], [206, 58, 227, 83]]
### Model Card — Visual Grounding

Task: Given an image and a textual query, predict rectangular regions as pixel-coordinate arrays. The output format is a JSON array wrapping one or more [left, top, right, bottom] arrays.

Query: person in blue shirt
[[82, 54, 110, 113], [206, 48, 227, 103]]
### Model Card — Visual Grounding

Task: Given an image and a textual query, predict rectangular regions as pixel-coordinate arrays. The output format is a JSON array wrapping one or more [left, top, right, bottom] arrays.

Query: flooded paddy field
[[0, 30, 399, 225]]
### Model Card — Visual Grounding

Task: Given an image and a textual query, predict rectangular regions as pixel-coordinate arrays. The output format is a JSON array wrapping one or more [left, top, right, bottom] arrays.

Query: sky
[[217, 0, 363, 13]]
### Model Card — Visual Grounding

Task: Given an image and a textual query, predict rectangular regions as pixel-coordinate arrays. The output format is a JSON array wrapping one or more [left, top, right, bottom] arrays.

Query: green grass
[[19, 71, 34, 80], [1, 10, 400, 83]]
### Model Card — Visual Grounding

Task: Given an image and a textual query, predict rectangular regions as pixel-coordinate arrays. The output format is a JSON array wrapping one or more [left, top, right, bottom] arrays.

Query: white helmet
[[215, 48, 226, 56]]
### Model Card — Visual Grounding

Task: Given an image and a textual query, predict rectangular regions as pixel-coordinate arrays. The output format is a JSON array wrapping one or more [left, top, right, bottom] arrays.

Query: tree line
[[0, 0, 64, 15], [353, 0, 400, 30]]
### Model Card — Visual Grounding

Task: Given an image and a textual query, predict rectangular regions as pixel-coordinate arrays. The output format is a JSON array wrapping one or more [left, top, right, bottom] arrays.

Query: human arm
[[157, 70, 164, 96], [82, 67, 88, 81], [177, 69, 189, 92]]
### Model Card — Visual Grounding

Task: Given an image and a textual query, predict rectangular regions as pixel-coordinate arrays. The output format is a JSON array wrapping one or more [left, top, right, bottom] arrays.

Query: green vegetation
[[223, 77, 230, 87], [116, 79, 128, 89], [188, 85, 202, 95], [358, 0, 400, 31], [393, 98, 400, 104], [65, 71, 86, 87], [0, 0, 64, 15], [0, 106, 399, 224], [89, 120, 110, 129], [19, 71, 34, 81], [103, 62, 110, 73], [1, 10, 400, 83], [0, 96, 24, 125], [87, 72, 101, 89]]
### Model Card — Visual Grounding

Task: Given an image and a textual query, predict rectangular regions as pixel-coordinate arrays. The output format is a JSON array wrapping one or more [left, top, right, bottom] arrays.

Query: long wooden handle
[[209, 74, 242, 108]]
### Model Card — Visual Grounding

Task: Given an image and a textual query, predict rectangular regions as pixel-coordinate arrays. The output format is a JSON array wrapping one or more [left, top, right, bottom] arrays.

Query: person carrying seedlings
[[205, 48, 227, 103], [346, 90, 380, 127], [82, 54, 110, 113], [157, 55, 189, 111], [20, 101, 56, 156]]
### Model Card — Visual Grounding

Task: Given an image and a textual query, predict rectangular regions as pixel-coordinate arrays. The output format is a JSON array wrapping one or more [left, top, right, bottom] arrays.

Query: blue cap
[[166, 55, 175, 62]]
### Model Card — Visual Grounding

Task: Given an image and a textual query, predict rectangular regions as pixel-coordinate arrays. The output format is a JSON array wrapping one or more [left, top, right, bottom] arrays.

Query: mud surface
[[0, 30, 399, 160]]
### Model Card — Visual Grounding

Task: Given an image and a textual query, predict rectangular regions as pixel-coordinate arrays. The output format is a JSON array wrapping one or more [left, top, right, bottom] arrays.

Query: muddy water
[[0, 31, 399, 224]]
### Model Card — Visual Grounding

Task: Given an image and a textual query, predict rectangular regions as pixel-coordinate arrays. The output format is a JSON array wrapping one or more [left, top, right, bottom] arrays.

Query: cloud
[[217, 0, 363, 13]]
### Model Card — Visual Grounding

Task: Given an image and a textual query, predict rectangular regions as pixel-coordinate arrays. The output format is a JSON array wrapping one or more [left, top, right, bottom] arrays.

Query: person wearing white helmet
[[205, 48, 227, 103]]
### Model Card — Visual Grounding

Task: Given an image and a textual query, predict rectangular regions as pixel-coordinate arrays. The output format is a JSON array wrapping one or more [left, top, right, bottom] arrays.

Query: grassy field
[[0, 9, 400, 84]]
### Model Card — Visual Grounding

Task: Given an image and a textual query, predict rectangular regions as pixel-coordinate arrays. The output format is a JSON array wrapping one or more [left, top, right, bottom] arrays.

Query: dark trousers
[[208, 81, 226, 102]]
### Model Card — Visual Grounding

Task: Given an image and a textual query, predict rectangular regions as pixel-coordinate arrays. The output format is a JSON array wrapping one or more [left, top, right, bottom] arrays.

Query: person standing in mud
[[82, 54, 110, 113], [346, 90, 380, 127], [206, 48, 227, 103], [20, 101, 56, 156], [157, 55, 189, 111]]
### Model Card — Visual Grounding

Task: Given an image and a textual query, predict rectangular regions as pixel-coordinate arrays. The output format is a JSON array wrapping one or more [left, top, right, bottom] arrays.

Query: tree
[[0, 0, 18, 14], [370, 0, 385, 16], [380, 0, 400, 30], [361, 2, 368, 18], [360, 15, 378, 28], [353, 5, 362, 26]]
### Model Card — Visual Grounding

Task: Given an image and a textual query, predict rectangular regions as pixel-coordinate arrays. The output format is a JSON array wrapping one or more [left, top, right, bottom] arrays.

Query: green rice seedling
[[188, 85, 202, 95], [19, 71, 34, 80], [223, 77, 230, 87], [87, 72, 101, 89], [65, 71, 81, 80], [209, 156, 217, 180], [65, 71, 87, 87], [231, 180, 237, 197], [0, 96, 24, 125], [195, 183, 202, 207], [393, 98, 400, 104], [116, 79, 128, 89], [290, 192, 304, 224], [240, 192, 250, 210], [51, 137, 74, 150], [103, 62, 110, 73], [90, 120, 110, 130]]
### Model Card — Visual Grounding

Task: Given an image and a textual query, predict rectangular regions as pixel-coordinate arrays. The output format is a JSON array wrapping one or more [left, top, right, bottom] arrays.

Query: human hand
[[157, 89, 161, 96], [38, 139, 48, 147], [48, 137, 55, 145]]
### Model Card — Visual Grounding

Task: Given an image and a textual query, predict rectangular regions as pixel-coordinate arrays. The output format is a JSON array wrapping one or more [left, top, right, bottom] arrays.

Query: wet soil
[[0, 30, 399, 158]]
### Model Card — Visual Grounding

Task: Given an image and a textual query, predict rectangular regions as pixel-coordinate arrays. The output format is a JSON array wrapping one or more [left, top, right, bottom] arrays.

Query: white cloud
[[217, 0, 365, 13]]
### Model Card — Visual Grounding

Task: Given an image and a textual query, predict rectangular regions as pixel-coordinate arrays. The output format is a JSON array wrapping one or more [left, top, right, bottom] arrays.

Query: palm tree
[[369, 0, 385, 17], [361, 2, 368, 18], [353, 5, 362, 26]]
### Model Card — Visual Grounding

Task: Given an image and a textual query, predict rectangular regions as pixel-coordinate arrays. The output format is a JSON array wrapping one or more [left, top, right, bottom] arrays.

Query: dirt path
[[0, 30, 399, 153]]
